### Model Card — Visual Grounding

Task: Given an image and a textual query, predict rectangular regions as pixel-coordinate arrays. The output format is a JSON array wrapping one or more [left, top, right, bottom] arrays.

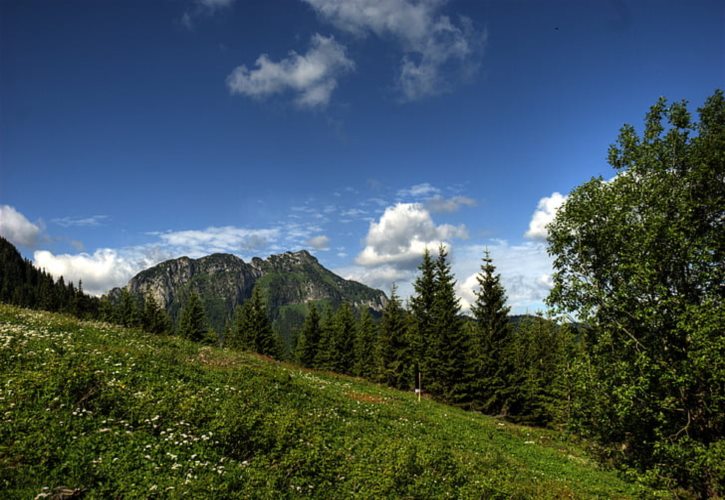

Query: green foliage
[[468, 249, 512, 415], [353, 308, 377, 378], [0, 304, 656, 498], [235, 287, 282, 359], [177, 292, 207, 342], [409, 248, 436, 377], [428, 245, 468, 404], [375, 285, 413, 390], [547, 90, 725, 495], [295, 303, 322, 367], [141, 295, 172, 335]]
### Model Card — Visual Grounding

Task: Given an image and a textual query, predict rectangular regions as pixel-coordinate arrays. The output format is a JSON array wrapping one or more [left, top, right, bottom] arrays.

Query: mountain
[[110, 250, 387, 341]]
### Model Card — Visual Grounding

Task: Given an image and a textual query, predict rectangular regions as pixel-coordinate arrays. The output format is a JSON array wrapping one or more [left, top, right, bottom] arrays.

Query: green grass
[[0, 304, 663, 498]]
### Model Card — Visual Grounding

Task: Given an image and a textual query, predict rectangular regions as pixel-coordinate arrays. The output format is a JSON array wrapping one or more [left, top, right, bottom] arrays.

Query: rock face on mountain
[[112, 250, 387, 338]]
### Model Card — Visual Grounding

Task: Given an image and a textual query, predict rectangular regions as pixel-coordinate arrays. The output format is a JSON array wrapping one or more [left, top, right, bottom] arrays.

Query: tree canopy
[[547, 90, 724, 495]]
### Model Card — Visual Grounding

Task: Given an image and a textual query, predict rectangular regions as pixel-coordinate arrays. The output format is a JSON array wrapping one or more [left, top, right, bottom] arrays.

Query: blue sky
[[1, 0, 723, 312]]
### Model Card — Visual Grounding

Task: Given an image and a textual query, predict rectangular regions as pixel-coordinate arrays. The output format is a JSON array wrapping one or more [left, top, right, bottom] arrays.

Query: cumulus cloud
[[356, 202, 467, 268], [303, 0, 484, 100], [0, 205, 42, 247], [33, 248, 165, 296], [226, 34, 355, 108], [425, 195, 476, 213], [306, 235, 331, 250], [454, 241, 554, 314], [525, 192, 567, 240]]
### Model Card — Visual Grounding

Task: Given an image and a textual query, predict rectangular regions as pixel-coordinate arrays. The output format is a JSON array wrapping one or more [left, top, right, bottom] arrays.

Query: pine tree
[[142, 295, 172, 334], [469, 249, 512, 414], [177, 292, 207, 342], [295, 303, 322, 367], [116, 289, 140, 328], [332, 303, 356, 374], [428, 245, 468, 405], [375, 285, 413, 389], [243, 287, 281, 358], [314, 307, 336, 370], [353, 308, 377, 378], [410, 248, 436, 386]]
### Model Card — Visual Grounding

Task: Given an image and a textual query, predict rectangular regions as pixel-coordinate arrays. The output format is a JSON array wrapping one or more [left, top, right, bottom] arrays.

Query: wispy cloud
[[397, 182, 440, 198], [51, 215, 108, 228], [306, 235, 331, 250], [180, 0, 236, 30], [227, 34, 355, 108], [425, 194, 476, 213], [303, 0, 485, 100], [0, 205, 42, 247]]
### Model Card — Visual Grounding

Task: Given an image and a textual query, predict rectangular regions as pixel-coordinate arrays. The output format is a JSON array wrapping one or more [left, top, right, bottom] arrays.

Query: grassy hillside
[[0, 304, 659, 498]]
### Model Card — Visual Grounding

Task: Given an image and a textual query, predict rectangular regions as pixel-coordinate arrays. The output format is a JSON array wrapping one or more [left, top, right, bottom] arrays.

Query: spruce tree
[[244, 286, 281, 358], [428, 245, 468, 405], [375, 285, 412, 389], [142, 295, 172, 334], [409, 248, 436, 386], [353, 308, 377, 378], [469, 249, 512, 414], [177, 292, 207, 342], [314, 307, 336, 370], [332, 303, 356, 374], [295, 303, 322, 367]]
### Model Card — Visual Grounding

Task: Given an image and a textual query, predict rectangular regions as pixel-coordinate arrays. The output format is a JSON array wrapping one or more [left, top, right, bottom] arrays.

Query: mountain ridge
[[110, 249, 387, 341]]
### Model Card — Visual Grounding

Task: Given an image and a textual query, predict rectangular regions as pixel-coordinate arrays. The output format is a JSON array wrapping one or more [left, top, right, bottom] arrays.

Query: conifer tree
[[469, 249, 512, 414], [177, 292, 207, 342], [116, 289, 140, 328], [314, 307, 336, 370], [353, 308, 377, 378], [375, 285, 413, 389], [409, 248, 436, 385], [332, 303, 356, 374], [243, 286, 281, 358], [295, 303, 322, 367], [142, 295, 172, 334], [428, 245, 468, 404]]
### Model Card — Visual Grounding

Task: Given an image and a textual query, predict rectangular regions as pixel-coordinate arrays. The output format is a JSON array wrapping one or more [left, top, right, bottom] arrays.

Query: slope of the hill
[[0, 305, 659, 498]]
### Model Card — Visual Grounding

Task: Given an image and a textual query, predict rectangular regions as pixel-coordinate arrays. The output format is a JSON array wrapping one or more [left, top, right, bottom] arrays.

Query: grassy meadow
[[0, 304, 661, 498]]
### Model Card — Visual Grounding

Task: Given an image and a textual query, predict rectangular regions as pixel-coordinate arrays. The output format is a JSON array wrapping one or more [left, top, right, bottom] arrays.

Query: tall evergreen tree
[[295, 303, 322, 367], [243, 286, 282, 358], [332, 303, 356, 374], [353, 308, 377, 378], [142, 295, 172, 334], [428, 245, 468, 405], [177, 292, 207, 342], [469, 249, 512, 414], [410, 248, 436, 385], [314, 307, 337, 370], [375, 285, 413, 389]]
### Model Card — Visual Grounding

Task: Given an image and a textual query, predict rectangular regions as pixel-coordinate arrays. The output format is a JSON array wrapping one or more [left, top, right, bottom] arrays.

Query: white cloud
[[525, 192, 567, 240], [356, 202, 467, 268], [336, 263, 415, 298], [454, 241, 554, 314], [157, 226, 280, 256], [197, 0, 235, 10], [303, 0, 484, 100], [226, 33, 355, 108], [306, 235, 330, 250], [0, 205, 42, 247], [51, 215, 108, 228], [397, 182, 440, 198], [425, 194, 476, 213], [33, 248, 163, 296]]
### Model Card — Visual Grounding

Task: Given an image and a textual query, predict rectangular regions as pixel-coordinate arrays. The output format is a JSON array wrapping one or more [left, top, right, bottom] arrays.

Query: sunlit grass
[[0, 304, 662, 498]]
